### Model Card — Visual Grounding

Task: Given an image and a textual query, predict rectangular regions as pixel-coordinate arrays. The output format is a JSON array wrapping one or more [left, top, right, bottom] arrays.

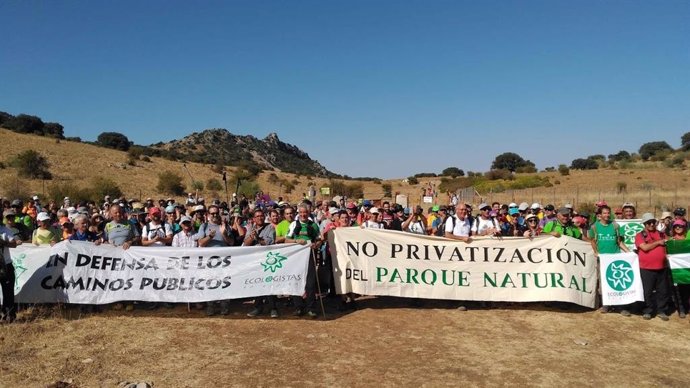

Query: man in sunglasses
[[635, 213, 671, 321], [472, 203, 500, 236], [543, 207, 582, 239]]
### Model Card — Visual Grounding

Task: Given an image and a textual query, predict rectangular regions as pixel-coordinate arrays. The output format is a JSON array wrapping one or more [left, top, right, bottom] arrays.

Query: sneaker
[[112, 303, 124, 311], [305, 310, 318, 319], [457, 305, 467, 311], [246, 308, 262, 318], [620, 309, 631, 317], [680, 311, 687, 319], [658, 313, 670, 321], [599, 306, 611, 314], [292, 308, 305, 317], [220, 305, 230, 316], [125, 304, 134, 312], [270, 309, 279, 318], [205, 305, 216, 317], [643, 313, 652, 320]]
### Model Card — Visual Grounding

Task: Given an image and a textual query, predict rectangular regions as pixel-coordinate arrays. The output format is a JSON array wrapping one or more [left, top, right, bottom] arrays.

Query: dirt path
[[1, 298, 688, 387]]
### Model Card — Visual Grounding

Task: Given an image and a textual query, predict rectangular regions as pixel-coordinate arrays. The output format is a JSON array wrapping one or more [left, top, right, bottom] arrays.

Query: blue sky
[[1, 0, 688, 178]]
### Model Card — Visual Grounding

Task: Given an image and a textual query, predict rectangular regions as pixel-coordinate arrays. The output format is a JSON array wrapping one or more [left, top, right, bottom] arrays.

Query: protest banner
[[9, 241, 310, 304], [666, 239, 690, 285], [615, 219, 643, 251], [329, 228, 597, 307], [598, 252, 644, 305]]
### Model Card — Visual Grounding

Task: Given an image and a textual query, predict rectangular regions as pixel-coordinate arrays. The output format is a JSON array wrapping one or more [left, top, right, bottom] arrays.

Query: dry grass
[[0, 128, 688, 213], [1, 299, 689, 387]]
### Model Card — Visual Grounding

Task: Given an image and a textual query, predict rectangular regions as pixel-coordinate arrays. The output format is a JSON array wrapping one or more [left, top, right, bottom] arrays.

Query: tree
[[156, 171, 185, 195], [558, 164, 570, 176], [97, 132, 131, 151], [682, 132, 690, 151], [441, 167, 465, 178], [382, 183, 392, 197], [207, 178, 223, 191], [639, 141, 672, 160], [608, 150, 631, 162], [570, 158, 598, 170], [491, 152, 535, 173], [89, 176, 123, 200], [4, 114, 44, 134], [0, 111, 13, 126], [10, 149, 52, 179], [43, 122, 65, 138]]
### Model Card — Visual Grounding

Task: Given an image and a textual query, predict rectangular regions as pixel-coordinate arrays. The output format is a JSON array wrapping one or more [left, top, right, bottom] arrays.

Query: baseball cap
[[508, 202, 518, 208], [673, 219, 687, 227], [641, 213, 656, 224], [518, 202, 529, 211], [622, 202, 635, 209], [595, 200, 608, 207], [180, 215, 192, 224], [346, 202, 357, 209], [674, 208, 686, 216], [432, 205, 440, 212], [165, 205, 176, 213], [661, 211, 673, 220], [37, 212, 51, 222], [531, 203, 541, 210], [369, 207, 380, 214], [478, 203, 490, 210], [328, 207, 339, 215], [544, 204, 555, 211], [557, 207, 571, 215], [508, 208, 519, 215]]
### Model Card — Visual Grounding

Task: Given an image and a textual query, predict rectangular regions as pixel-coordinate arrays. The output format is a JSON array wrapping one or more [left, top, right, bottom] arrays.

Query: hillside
[[149, 129, 332, 177], [1, 128, 689, 214]]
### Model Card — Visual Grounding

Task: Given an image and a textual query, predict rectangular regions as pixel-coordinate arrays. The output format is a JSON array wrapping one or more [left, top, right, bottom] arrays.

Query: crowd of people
[[0, 193, 687, 324]]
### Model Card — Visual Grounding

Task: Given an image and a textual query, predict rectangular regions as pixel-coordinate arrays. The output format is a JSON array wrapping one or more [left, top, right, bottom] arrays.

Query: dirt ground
[[1, 297, 689, 387]]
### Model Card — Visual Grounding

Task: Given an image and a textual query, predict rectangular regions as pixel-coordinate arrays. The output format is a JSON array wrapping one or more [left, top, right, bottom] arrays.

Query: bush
[[267, 173, 280, 184], [382, 183, 392, 197], [207, 178, 223, 191], [328, 180, 364, 198], [608, 150, 631, 162], [558, 164, 570, 176], [10, 149, 52, 179], [682, 131, 690, 151], [407, 176, 419, 185], [156, 171, 185, 195], [516, 165, 537, 173], [97, 132, 131, 151], [89, 176, 123, 200], [191, 181, 204, 191], [650, 149, 672, 161], [639, 141, 672, 160], [441, 167, 464, 177], [48, 181, 91, 204], [0, 176, 30, 201], [570, 158, 598, 170], [141, 156, 152, 163], [484, 169, 513, 181], [616, 182, 627, 193]]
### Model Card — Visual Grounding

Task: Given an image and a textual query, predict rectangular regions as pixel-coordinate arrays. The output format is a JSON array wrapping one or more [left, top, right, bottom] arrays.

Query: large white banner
[[330, 229, 597, 307], [9, 241, 310, 304], [599, 252, 645, 306]]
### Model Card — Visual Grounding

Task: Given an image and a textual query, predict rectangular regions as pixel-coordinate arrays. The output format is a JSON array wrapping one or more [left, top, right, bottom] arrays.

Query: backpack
[[436, 216, 457, 237]]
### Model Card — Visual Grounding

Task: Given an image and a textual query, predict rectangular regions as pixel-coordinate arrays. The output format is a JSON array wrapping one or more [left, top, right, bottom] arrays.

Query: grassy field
[[1, 128, 689, 214]]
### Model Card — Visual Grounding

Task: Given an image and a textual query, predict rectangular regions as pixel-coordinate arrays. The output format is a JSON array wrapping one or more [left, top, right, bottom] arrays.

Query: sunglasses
[[528, 219, 538, 223], [644, 221, 657, 225], [209, 212, 220, 216]]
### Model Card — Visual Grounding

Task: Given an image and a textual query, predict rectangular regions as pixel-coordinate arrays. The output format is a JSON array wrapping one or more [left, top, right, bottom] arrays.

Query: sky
[[1, 0, 688, 179]]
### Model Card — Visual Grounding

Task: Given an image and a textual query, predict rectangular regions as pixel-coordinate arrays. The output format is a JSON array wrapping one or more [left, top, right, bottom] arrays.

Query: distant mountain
[[149, 129, 333, 177]]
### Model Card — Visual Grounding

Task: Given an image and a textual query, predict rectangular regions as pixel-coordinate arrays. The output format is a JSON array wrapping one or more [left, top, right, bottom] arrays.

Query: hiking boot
[[599, 306, 611, 314], [220, 303, 230, 316], [246, 308, 262, 318], [305, 310, 318, 319], [643, 313, 652, 320], [658, 313, 670, 321], [270, 309, 279, 318], [679, 311, 687, 319], [205, 305, 216, 317], [125, 304, 134, 312], [620, 309, 631, 317], [112, 303, 124, 311], [293, 308, 305, 317]]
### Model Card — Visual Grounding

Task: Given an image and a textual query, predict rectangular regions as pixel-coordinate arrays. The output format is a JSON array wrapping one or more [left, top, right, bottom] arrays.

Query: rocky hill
[[149, 129, 333, 177]]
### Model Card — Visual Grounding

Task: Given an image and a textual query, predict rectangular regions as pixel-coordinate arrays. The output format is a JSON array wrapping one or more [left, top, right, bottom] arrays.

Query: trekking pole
[[312, 246, 327, 319]]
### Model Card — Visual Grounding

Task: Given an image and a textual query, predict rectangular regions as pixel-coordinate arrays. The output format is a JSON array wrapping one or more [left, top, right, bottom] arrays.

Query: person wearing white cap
[[472, 203, 500, 236], [171, 216, 198, 248], [621, 202, 636, 219], [32, 212, 58, 246], [361, 207, 384, 229]]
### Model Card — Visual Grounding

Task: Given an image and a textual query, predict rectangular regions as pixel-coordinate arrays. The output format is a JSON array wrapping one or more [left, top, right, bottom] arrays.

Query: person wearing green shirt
[[275, 206, 295, 244], [543, 207, 582, 239], [286, 203, 321, 318], [588, 205, 631, 315]]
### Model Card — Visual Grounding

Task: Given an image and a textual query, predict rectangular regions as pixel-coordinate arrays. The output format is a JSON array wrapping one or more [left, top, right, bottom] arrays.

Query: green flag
[[665, 239, 690, 284]]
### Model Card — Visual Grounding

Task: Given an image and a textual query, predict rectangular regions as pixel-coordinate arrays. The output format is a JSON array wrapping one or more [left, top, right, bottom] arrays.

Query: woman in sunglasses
[[522, 214, 542, 239]]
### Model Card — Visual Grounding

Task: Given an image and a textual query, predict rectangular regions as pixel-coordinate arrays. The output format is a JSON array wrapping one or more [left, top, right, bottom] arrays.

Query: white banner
[[330, 228, 597, 307], [599, 252, 645, 306], [9, 241, 310, 304]]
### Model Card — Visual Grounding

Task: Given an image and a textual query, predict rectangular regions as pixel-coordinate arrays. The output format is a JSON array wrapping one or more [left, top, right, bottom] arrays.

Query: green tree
[[639, 141, 672, 160], [156, 171, 185, 195], [3, 114, 44, 134], [441, 167, 465, 177], [682, 132, 690, 151], [10, 149, 52, 179], [491, 152, 535, 173], [89, 176, 123, 200], [97, 132, 131, 151], [570, 158, 599, 170]]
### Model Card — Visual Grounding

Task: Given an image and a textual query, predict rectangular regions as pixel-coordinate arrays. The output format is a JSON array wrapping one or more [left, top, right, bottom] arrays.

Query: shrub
[[616, 182, 627, 193], [407, 176, 419, 185], [207, 178, 223, 191], [484, 169, 513, 181], [156, 171, 185, 195], [10, 149, 52, 179], [639, 141, 672, 160], [558, 164, 570, 176], [570, 158, 598, 170], [441, 167, 464, 177], [48, 181, 91, 204], [88, 177, 123, 201], [267, 173, 280, 184], [382, 183, 392, 197], [191, 181, 204, 191], [97, 132, 131, 151]]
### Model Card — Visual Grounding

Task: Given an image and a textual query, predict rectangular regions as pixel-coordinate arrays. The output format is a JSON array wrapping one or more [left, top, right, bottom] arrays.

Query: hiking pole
[[312, 246, 327, 319]]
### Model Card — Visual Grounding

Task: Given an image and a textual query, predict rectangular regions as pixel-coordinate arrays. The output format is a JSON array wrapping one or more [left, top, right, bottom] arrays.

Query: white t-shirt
[[471, 217, 499, 235], [362, 220, 384, 229], [142, 222, 173, 246], [446, 215, 471, 237]]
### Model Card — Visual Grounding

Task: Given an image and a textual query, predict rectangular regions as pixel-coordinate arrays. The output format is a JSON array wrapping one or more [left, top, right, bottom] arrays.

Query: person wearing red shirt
[[634, 213, 671, 321]]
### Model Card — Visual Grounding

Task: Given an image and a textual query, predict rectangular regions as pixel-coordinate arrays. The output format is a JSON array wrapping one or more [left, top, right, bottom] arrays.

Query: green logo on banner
[[261, 251, 287, 273], [621, 222, 643, 245], [606, 260, 634, 291]]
